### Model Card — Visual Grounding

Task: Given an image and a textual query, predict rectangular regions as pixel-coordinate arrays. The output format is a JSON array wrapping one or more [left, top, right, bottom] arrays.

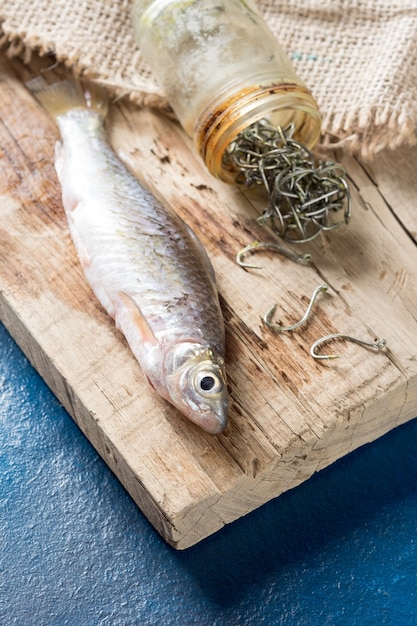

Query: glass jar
[[132, 0, 321, 183]]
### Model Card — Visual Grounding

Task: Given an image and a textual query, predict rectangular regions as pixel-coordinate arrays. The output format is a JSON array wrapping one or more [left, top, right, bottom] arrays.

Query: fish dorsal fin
[[181, 219, 216, 283], [117, 292, 158, 346]]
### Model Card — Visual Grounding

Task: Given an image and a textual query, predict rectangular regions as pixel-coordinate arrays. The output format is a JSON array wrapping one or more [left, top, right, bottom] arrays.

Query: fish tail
[[26, 77, 108, 120]]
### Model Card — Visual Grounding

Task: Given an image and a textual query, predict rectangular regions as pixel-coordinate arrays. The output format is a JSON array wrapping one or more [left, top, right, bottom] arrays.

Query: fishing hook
[[263, 284, 328, 332], [223, 120, 351, 243], [236, 241, 312, 269], [310, 334, 387, 360]]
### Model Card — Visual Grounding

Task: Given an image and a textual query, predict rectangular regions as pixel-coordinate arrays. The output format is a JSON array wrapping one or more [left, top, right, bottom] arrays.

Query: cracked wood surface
[[1, 52, 417, 548]]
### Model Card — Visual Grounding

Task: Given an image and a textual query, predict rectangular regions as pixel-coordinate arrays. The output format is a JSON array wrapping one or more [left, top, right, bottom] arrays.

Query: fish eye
[[195, 370, 223, 395], [200, 375, 215, 391]]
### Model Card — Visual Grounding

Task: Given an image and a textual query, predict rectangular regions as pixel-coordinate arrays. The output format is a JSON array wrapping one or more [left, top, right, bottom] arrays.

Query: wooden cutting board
[[2, 52, 417, 549]]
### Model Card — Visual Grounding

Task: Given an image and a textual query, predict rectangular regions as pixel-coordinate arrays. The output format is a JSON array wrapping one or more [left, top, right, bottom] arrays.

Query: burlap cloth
[[1, 0, 416, 158]]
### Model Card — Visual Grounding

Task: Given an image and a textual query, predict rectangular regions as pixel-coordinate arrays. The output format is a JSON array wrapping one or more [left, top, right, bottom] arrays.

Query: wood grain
[[1, 53, 417, 548]]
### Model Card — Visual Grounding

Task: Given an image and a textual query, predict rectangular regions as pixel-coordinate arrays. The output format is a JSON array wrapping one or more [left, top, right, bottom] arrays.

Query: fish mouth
[[191, 400, 229, 435], [204, 417, 227, 435]]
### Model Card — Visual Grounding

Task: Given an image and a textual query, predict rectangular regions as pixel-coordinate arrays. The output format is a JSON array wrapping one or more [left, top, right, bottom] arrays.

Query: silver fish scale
[[57, 110, 225, 354]]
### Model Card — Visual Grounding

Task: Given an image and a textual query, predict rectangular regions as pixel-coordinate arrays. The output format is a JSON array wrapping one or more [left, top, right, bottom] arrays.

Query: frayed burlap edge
[[320, 110, 417, 160], [1, 24, 416, 160], [0, 26, 172, 112]]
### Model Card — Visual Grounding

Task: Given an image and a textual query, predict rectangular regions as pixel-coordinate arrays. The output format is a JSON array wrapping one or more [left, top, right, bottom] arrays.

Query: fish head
[[164, 342, 229, 434]]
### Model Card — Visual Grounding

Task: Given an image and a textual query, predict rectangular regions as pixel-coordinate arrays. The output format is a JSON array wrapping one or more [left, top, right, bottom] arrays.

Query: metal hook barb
[[264, 284, 328, 332], [236, 240, 312, 270], [310, 334, 387, 360]]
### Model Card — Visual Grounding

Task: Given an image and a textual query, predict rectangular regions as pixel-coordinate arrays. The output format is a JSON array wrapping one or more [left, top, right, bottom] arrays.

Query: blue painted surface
[[1, 321, 417, 626]]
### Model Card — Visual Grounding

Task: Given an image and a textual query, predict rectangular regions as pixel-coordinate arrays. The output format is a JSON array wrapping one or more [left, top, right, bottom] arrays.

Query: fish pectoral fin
[[117, 292, 158, 346]]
